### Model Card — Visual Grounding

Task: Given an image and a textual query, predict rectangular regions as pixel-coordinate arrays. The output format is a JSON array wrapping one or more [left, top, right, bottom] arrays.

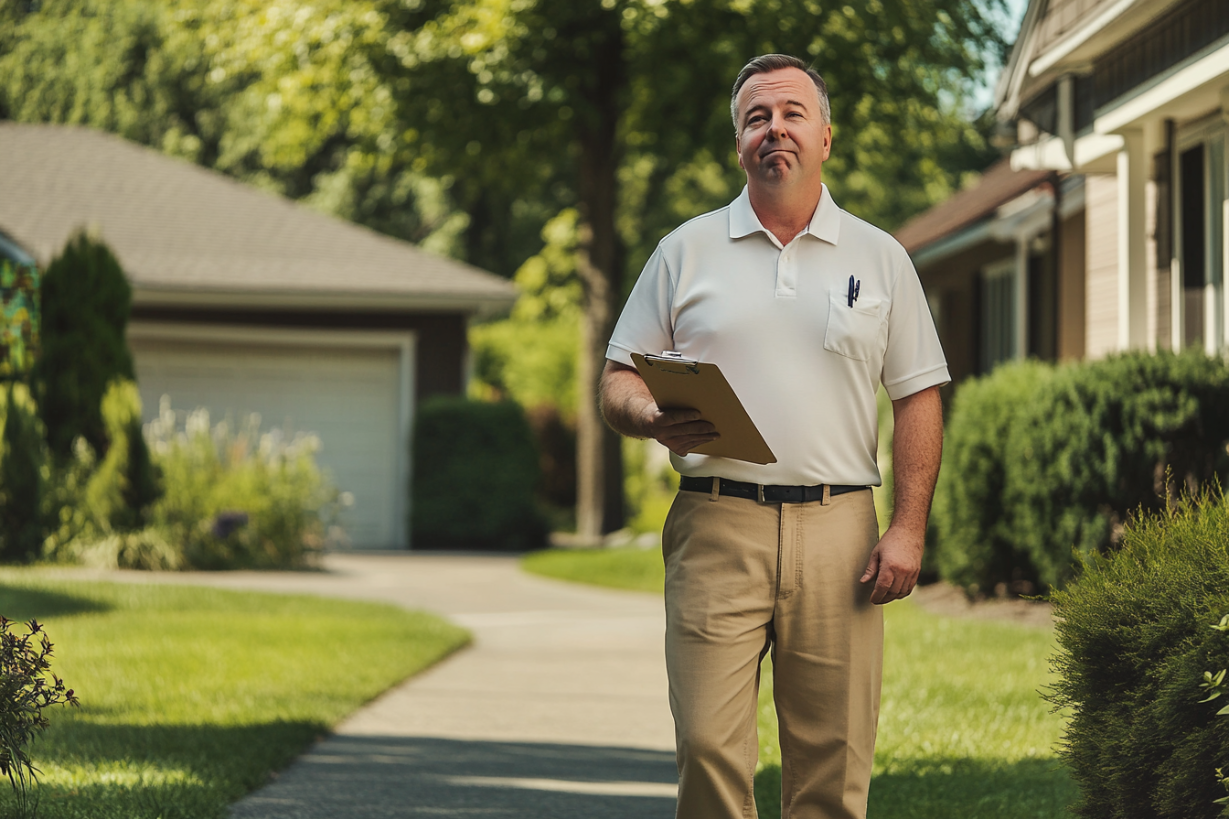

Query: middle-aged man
[[599, 55, 948, 819]]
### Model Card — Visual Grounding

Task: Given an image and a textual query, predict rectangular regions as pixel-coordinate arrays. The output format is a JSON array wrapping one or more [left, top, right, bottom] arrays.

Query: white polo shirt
[[606, 184, 949, 487]]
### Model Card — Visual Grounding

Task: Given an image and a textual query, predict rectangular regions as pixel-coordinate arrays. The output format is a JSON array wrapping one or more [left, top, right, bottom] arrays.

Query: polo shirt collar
[[728, 183, 842, 246]]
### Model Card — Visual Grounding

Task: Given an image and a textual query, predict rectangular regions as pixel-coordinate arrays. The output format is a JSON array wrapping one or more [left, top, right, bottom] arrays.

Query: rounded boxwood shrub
[[1049, 491, 1229, 819], [931, 350, 1229, 593], [411, 397, 547, 551], [930, 359, 1052, 593]]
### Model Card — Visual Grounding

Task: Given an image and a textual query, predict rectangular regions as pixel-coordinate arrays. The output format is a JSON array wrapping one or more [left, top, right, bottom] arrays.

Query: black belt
[[679, 475, 868, 503]]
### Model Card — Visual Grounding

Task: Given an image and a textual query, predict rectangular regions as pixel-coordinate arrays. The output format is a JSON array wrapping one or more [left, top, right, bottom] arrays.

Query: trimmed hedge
[[411, 397, 547, 551], [1049, 491, 1229, 818], [932, 350, 1229, 593]]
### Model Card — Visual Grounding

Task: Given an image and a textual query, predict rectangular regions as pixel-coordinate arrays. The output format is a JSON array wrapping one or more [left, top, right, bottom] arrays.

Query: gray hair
[[730, 54, 830, 130]]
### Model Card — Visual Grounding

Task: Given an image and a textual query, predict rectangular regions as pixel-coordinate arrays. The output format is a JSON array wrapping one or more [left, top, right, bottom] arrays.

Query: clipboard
[[631, 352, 776, 465]]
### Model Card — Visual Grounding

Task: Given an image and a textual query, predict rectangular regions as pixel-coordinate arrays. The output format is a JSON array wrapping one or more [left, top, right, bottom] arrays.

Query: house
[[899, 0, 1229, 379], [0, 122, 517, 549]]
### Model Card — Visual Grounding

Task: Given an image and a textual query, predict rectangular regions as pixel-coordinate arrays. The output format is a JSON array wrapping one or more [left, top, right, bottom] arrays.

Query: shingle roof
[[894, 159, 1054, 254], [0, 123, 516, 313]]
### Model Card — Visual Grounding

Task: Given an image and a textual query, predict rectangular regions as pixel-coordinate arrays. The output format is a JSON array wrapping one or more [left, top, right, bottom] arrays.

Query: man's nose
[[768, 114, 788, 138]]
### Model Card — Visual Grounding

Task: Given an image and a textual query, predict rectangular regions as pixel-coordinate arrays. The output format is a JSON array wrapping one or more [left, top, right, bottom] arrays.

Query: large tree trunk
[[574, 15, 626, 543]]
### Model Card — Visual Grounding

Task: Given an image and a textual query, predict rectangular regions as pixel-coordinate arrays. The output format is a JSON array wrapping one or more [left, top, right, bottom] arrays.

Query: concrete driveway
[[81, 553, 679, 818]]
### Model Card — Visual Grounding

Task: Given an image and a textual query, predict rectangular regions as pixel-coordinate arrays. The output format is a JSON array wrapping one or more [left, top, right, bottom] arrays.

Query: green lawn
[[522, 548, 1076, 819], [0, 572, 469, 819]]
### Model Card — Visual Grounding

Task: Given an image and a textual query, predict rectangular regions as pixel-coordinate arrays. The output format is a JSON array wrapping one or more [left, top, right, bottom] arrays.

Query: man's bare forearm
[[599, 361, 655, 439], [889, 385, 943, 536]]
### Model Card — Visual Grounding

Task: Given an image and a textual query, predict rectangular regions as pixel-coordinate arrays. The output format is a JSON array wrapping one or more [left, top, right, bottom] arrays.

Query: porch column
[[1117, 128, 1148, 349]]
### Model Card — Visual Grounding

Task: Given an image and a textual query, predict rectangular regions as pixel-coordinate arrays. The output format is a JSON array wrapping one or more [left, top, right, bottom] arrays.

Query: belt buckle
[[757, 484, 765, 503]]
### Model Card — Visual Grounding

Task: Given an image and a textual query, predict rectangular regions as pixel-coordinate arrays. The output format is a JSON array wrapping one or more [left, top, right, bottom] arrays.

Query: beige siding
[[1058, 211, 1087, 360], [1145, 178, 1159, 350], [1085, 174, 1119, 358], [1036, 0, 1121, 54]]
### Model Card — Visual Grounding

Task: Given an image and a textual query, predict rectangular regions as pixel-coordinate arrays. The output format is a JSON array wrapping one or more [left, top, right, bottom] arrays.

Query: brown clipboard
[[632, 352, 776, 465]]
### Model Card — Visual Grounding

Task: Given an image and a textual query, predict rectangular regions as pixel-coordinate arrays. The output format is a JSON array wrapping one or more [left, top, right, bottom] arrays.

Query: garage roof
[[0, 123, 517, 314]]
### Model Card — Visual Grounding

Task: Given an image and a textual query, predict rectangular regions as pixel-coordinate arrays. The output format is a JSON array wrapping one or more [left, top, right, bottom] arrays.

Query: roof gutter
[[131, 286, 518, 318]]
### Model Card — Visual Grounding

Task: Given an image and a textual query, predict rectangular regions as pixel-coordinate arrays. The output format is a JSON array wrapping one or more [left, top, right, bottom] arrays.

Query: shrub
[[411, 397, 547, 550], [0, 385, 46, 564], [930, 360, 1051, 593], [31, 232, 134, 461], [42, 381, 162, 560], [0, 616, 78, 818], [1048, 490, 1229, 819], [931, 350, 1229, 593], [144, 398, 339, 570]]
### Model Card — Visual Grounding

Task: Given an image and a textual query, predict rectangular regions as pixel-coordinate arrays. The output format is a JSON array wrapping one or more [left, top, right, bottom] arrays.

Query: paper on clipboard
[[632, 352, 776, 465]]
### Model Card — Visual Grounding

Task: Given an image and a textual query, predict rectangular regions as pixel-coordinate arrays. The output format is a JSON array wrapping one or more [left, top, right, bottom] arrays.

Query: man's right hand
[[600, 361, 718, 455], [641, 406, 719, 456]]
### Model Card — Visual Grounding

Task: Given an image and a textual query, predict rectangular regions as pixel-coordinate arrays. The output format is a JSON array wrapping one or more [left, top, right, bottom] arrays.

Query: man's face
[[735, 67, 832, 193]]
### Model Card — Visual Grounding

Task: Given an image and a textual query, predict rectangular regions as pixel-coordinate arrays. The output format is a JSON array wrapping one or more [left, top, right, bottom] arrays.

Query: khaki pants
[[662, 485, 883, 819]]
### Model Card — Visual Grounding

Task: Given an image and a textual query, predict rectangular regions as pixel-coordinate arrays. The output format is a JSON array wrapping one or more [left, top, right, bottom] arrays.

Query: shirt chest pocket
[[824, 289, 885, 362]]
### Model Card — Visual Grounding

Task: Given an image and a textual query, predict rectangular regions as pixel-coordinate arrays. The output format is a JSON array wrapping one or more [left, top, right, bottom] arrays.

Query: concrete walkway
[[78, 553, 679, 818]]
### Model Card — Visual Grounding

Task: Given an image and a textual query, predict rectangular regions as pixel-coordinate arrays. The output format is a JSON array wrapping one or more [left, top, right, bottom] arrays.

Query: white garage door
[[131, 339, 406, 549]]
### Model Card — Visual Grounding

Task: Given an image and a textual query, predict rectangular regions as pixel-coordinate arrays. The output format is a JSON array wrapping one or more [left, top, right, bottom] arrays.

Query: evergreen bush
[[1049, 490, 1229, 819], [930, 360, 1051, 593], [931, 350, 1229, 593], [31, 232, 134, 461], [411, 397, 547, 551], [0, 385, 46, 564]]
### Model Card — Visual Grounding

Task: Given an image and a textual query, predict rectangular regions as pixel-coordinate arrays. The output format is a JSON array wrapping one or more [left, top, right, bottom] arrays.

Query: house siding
[[1085, 174, 1120, 357], [1058, 210, 1088, 360]]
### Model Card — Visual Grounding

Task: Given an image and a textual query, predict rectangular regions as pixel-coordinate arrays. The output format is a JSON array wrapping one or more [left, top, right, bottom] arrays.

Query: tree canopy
[[1, 0, 1005, 536]]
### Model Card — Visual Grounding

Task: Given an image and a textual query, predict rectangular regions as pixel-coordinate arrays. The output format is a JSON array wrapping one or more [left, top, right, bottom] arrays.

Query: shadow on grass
[[18, 727, 680, 819], [18, 720, 330, 819], [0, 585, 111, 621], [755, 757, 1076, 819]]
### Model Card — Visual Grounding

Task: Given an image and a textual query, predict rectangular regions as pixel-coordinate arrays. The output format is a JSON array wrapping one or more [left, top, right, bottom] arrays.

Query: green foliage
[[30, 233, 134, 462], [42, 381, 163, 565], [931, 360, 1053, 593], [932, 351, 1229, 593], [0, 575, 468, 818], [0, 260, 39, 381], [0, 617, 78, 818], [144, 399, 337, 570], [1048, 491, 1229, 819], [411, 397, 546, 550], [0, 386, 46, 565]]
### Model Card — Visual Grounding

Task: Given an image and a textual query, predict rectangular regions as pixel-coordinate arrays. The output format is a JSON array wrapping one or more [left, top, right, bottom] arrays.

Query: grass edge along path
[[0, 572, 470, 819], [522, 547, 1076, 819]]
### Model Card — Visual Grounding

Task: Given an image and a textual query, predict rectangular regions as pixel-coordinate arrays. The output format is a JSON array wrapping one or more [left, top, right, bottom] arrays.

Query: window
[[980, 258, 1016, 373]]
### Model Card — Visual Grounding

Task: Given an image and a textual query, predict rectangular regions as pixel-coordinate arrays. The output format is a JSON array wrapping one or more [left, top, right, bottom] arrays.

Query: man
[[599, 54, 947, 819]]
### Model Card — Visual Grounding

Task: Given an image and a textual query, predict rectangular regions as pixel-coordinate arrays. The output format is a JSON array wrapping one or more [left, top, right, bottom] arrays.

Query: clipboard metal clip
[[644, 352, 700, 375]]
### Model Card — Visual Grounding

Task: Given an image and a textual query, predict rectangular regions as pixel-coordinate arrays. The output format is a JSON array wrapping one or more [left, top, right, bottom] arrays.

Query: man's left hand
[[859, 526, 923, 605]]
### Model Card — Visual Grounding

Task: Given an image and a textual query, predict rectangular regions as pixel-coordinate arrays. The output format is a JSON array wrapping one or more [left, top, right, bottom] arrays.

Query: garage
[[130, 327, 414, 549]]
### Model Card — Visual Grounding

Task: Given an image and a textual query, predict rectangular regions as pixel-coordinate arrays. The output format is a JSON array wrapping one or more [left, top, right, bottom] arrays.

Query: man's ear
[[822, 124, 832, 161], [735, 135, 744, 170]]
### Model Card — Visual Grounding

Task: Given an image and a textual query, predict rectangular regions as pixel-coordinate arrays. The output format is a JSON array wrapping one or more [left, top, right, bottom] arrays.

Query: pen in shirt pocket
[[847, 275, 861, 307]]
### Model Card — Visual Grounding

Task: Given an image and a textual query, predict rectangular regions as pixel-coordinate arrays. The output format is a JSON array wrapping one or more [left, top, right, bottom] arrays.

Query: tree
[[31, 232, 135, 460], [2, 0, 1004, 539], [391, 0, 1004, 539]]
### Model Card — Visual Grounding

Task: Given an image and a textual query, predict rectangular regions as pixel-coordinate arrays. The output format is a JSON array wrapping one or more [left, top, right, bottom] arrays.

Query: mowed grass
[[0, 572, 469, 819], [522, 548, 1076, 819]]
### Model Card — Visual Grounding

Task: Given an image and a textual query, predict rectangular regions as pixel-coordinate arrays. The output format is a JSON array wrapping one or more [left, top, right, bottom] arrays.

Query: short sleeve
[[880, 249, 950, 400], [606, 243, 675, 366]]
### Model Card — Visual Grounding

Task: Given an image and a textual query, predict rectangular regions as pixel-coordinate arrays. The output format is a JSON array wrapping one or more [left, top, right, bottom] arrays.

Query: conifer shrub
[[1049, 491, 1229, 819], [0, 385, 46, 564], [931, 350, 1229, 593], [31, 232, 134, 461], [411, 397, 547, 551]]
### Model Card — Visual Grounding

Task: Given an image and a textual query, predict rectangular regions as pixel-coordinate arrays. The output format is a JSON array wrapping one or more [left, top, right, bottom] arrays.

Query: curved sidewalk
[[96, 552, 678, 818]]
